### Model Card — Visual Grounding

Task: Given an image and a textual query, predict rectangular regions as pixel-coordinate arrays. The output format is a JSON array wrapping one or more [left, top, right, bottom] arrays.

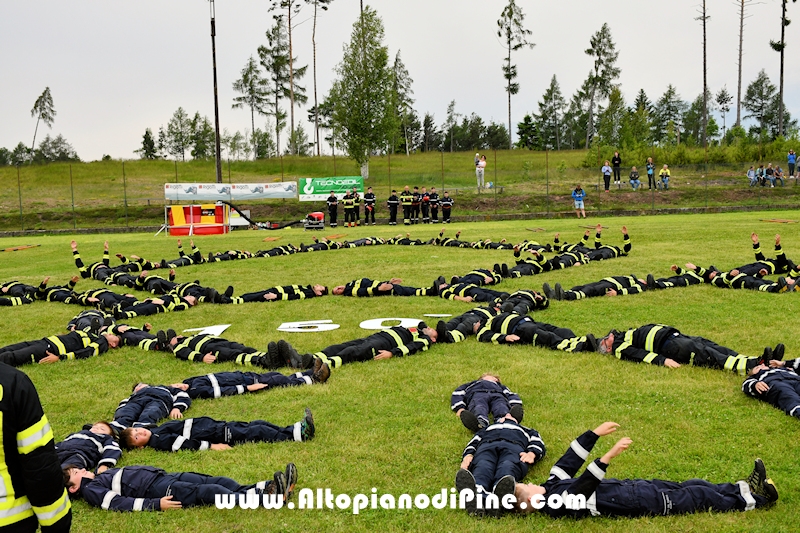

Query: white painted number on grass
[[277, 320, 340, 333], [359, 318, 422, 330]]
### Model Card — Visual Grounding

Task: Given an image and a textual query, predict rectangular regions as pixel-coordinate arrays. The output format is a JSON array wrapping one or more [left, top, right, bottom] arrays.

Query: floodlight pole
[[210, 0, 223, 184]]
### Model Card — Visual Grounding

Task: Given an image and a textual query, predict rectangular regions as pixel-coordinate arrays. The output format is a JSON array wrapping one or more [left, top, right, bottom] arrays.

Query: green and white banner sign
[[299, 177, 363, 201]]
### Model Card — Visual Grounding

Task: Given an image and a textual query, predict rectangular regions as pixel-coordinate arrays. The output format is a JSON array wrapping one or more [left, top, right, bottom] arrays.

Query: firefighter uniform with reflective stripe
[[553, 233, 591, 254], [439, 283, 506, 303], [161, 242, 205, 267], [545, 251, 588, 271], [326, 193, 338, 227], [503, 289, 549, 314], [0, 331, 109, 367], [441, 306, 500, 343], [387, 192, 400, 225], [230, 285, 322, 304], [476, 313, 591, 352], [435, 231, 469, 248], [735, 240, 790, 276], [183, 370, 317, 399], [400, 189, 414, 225], [715, 271, 792, 293], [429, 191, 440, 222], [171, 335, 277, 369], [509, 249, 548, 277], [56, 428, 122, 472], [650, 266, 705, 289], [455, 269, 502, 286], [254, 244, 299, 258], [538, 429, 765, 518], [109, 325, 161, 351], [73, 248, 112, 280], [606, 324, 756, 374], [77, 465, 274, 511], [341, 193, 355, 227], [313, 327, 432, 368], [451, 379, 522, 426], [113, 294, 192, 319], [440, 195, 454, 223], [144, 417, 299, 452], [0, 363, 71, 531], [112, 386, 192, 431], [462, 420, 545, 495], [587, 230, 632, 261], [562, 275, 646, 300], [35, 279, 79, 304], [743, 367, 800, 418], [340, 278, 433, 297], [0, 282, 36, 300], [76, 288, 138, 310]]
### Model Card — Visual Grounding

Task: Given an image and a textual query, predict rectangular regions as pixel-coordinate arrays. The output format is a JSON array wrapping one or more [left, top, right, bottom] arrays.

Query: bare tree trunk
[[275, 95, 281, 155], [736, 0, 746, 127], [778, 0, 787, 136], [507, 45, 512, 150], [702, 0, 708, 152], [250, 106, 257, 160], [585, 86, 596, 150], [29, 117, 40, 164], [312, 1, 320, 156], [288, 3, 295, 153]]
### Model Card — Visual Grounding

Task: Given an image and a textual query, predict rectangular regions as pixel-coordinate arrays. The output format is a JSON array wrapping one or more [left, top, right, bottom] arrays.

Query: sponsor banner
[[298, 177, 363, 201], [164, 182, 297, 201]]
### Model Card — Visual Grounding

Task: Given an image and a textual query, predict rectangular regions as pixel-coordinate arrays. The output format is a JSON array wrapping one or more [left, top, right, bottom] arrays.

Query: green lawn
[[1, 212, 799, 532]]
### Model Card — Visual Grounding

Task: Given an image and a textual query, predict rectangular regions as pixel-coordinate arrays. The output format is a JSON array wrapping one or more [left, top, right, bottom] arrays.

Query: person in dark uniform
[[429, 186, 440, 223], [451, 373, 524, 431], [743, 361, 800, 419], [160, 239, 206, 268], [111, 383, 193, 432], [64, 463, 296, 511], [450, 268, 502, 287], [508, 249, 548, 278], [226, 284, 328, 304], [326, 191, 338, 227], [112, 294, 197, 320], [455, 417, 545, 516], [435, 230, 470, 248], [500, 289, 549, 315], [596, 324, 776, 375], [254, 244, 300, 258], [476, 313, 596, 353], [56, 421, 121, 473], [544, 275, 647, 301], [363, 186, 376, 225], [388, 233, 429, 245], [34, 276, 81, 304], [735, 233, 792, 276], [166, 334, 296, 369], [436, 306, 501, 344], [400, 186, 413, 225], [119, 410, 315, 451], [513, 422, 777, 518], [420, 187, 431, 224], [341, 190, 355, 227], [647, 264, 707, 290], [0, 281, 36, 303], [438, 283, 508, 303], [295, 324, 438, 369], [387, 189, 399, 225], [586, 225, 632, 261], [351, 187, 362, 226], [712, 269, 795, 293], [440, 191, 454, 223], [332, 278, 438, 297], [411, 186, 421, 224], [174, 363, 331, 399], [0, 363, 72, 531], [0, 330, 119, 367]]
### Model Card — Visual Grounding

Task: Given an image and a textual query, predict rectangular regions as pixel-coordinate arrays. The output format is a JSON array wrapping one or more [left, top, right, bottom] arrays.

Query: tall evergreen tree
[[743, 69, 777, 139], [583, 24, 620, 148], [497, 0, 534, 149], [443, 100, 460, 153], [420, 113, 442, 152], [165, 107, 192, 161], [716, 87, 733, 138], [232, 56, 269, 160], [137, 128, 158, 160], [516, 114, 538, 150], [535, 75, 566, 150], [392, 51, 415, 156], [596, 86, 626, 147], [270, 1, 307, 147], [305, 0, 334, 155], [628, 89, 653, 146], [770, 0, 797, 136], [259, 17, 291, 155], [653, 85, 687, 144], [329, 6, 394, 178], [30, 87, 56, 164]]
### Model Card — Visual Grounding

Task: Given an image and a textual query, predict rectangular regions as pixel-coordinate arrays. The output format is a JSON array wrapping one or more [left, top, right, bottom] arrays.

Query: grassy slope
[[0, 213, 799, 532], [3, 152, 799, 230]]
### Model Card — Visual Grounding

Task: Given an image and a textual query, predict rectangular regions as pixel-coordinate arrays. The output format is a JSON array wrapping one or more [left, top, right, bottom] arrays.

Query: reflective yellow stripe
[[737, 358, 750, 375], [46, 336, 67, 355], [0, 498, 34, 526], [603, 277, 624, 290], [276, 287, 288, 300], [500, 315, 516, 334], [642, 352, 658, 363], [644, 326, 663, 352], [384, 329, 405, 351], [33, 490, 70, 526], [17, 415, 53, 454], [724, 356, 737, 371]]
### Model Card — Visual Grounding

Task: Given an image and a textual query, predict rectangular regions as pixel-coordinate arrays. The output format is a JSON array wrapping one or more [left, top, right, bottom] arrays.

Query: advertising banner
[[298, 177, 363, 201], [164, 182, 297, 201]]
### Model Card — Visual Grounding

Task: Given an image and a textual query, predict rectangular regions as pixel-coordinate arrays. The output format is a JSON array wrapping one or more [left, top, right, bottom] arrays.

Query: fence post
[[16, 166, 23, 231], [122, 161, 129, 227], [545, 149, 550, 216], [174, 160, 178, 181], [70, 164, 77, 229]]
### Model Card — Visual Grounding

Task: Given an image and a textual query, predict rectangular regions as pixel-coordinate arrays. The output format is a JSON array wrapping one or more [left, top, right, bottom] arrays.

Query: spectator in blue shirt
[[572, 185, 587, 219]]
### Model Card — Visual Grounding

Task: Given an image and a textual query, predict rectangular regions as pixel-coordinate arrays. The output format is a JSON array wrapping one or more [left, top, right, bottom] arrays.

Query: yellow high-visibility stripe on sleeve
[[17, 415, 53, 454]]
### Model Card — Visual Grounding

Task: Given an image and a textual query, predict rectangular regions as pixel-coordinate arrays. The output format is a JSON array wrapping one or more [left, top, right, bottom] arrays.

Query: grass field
[[1, 212, 799, 532]]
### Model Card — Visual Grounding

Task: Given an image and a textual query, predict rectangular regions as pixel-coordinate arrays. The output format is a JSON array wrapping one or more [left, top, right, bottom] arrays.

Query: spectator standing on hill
[[611, 151, 622, 185], [629, 167, 641, 191], [646, 157, 656, 189], [788, 149, 796, 177], [572, 185, 587, 219], [601, 161, 612, 192], [477, 155, 487, 191]]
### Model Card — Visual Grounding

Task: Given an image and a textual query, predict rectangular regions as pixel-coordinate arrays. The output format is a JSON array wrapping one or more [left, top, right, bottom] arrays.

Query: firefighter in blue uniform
[[55, 421, 121, 473], [111, 384, 193, 432]]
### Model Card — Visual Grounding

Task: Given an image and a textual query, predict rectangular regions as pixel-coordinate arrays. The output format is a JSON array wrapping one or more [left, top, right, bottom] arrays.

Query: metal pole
[[122, 161, 129, 227], [227, 158, 231, 183], [210, 0, 223, 183], [280, 154, 284, 181], [493, 149, 497, 214], [388, 150, 391, 190], [545, 149, 550, 216], [175, 160, 178, 181], [16, 166, 23, 231], [70, 164, 76, 229]]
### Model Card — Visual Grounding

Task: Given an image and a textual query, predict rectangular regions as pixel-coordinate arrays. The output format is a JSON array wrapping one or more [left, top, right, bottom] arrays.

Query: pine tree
[[497, 0, 534, 149]]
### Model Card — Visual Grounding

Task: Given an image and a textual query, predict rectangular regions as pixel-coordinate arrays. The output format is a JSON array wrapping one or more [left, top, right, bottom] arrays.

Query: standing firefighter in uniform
[[400, 186, 414, 226], [363, 186, 376, 225], [341, 190, 355, 227], [0, 363, 72, 531], [387, 190, 400, 225], [326, 191, 338, 228]]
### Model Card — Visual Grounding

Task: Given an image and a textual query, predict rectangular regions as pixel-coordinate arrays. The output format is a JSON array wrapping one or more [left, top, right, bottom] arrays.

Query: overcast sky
[[1, 0, 793, 161]]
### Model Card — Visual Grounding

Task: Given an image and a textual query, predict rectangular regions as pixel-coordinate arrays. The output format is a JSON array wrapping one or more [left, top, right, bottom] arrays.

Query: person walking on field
[[572, 185, 587, 218], [601, 161, 612, 192], [611, 151, 622, 185], [476, 155, 487, 192]]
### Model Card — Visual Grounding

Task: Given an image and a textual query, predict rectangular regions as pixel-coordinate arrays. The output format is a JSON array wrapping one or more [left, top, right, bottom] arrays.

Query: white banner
[[164, 182, 297, 201]]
